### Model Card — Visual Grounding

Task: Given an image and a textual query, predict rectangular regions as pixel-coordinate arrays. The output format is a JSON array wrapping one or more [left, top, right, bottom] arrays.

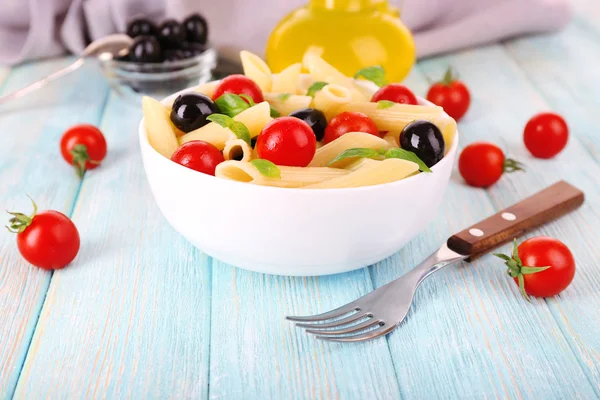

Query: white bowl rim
[[138, 87, 459, 194]]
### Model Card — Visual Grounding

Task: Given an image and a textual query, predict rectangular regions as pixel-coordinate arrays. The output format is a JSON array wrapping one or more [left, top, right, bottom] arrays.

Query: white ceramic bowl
[[139, 88, 459, 276]]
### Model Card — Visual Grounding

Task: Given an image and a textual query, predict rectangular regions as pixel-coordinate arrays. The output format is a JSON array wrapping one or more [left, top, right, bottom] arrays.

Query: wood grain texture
[[0, 58, 109, 398], [13, 94, 212, 399]]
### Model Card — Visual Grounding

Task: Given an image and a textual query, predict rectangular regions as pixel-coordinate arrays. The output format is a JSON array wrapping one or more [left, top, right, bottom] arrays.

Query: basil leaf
[[239, 94, 256, 106], [270, 106, 281, 118], [206, 113, 234, 128], [207, 114, 251, 144], [326, 148, 383, 166], [384, 148, 432, 172], [354, 66, 387, 87], [306, 81, 328, 97], [214, 94, 250, 117], [251, 159, 281, 178], [278, 93, 292, 102], [377, 100, 396, 109], [230, 121, 252, 144]]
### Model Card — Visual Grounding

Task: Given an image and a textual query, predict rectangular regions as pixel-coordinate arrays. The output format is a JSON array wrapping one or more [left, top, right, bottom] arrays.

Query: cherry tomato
[[496, 237, 575, 300], [212, 74, 264, 104], [458, 142, 524, 188], [426, 68, 471, 121], [7, 198, 80, 270], [60, 124, 107, 178], [323, 112, 379, 144], [523, 112, 569, 159], [171, 140, 225, 176], [256, 117, 316, 167], [371, 84, 418, 105]]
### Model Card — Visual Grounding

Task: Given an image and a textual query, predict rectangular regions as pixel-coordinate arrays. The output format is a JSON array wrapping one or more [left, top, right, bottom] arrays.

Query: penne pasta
[[436, 114, 458, 153], [223, 138, 253, 162], [308, 132, 392, 168], [303, 54, 351, 87], [179, 101, 272, 147], [301, 46, 325, 72], [271, 63, 302, 94], [304, 158, 419, 189], [142, 96, 179, 158], [382, 134, 398, 147], [264, 92, 312, 116], [215, 160, 350, 188], [192, 80, 219, 98], [240, 50, 272, 93], [332, 101, 443, 129], [312, 84, 352, 119]]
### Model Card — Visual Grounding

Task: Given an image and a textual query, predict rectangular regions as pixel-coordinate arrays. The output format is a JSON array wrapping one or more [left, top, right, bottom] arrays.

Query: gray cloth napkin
[[0, 0, 572, 66]]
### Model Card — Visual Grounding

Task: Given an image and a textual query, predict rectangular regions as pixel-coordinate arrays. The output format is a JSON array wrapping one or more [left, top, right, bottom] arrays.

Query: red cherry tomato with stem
[[6, 197, 80, 270], [323, 112, 379, 144], [458, 142, 524, 187], [256, 117, 316, 167], [171, 140, 225, 176], [523, 112, 569, 159], [426, 67, 471, 121], [212, 74, 264, 104], [371, 84, 418, 105], [495, 237, 575, 300], [60, 124, 107, 178]]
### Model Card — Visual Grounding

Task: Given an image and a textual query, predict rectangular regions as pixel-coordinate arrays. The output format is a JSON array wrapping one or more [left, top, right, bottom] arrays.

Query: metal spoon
[[0, 34, 132, 105]]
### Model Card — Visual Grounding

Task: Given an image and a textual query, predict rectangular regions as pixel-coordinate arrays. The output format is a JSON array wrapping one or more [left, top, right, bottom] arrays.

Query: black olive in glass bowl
[[289, 108, 327, 141], [400, 120, 445, 167], [126, 18, 156, 38], [180, 42, 206, 56], [183, 13, 208, 44], [163, 49, 185, 62], [170, 93, 220, 133], [158, 19, 186, 48], [129, 36, 162, 63]]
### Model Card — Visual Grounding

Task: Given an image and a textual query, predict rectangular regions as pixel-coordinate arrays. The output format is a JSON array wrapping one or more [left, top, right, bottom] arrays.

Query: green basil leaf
[[326, 148, 383, 166], [207, 113, 234, 128], [377, 100, 396, 109], [278, 93, 292, 102], [214, 94, 250, 117], [306, 81, 328, 97], [229, 121, 252, 144], [354, 66, 387, 87], [270, 106, 281, 118], [384, 148, 432, 172], [250, 159, 281, 178], [238, 94, 256, 106]]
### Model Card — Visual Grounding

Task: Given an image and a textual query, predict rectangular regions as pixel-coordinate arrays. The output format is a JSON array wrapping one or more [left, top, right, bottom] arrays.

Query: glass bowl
[[99, 45, 218, 103]]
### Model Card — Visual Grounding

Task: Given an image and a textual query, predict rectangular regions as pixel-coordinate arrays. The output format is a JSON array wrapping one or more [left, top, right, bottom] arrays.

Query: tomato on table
[[426, 67, 471, 121], [212, 74, 264, 104], [323, 112, 379, 144], [171, 140, 225, 176], [60, 124, 107, 178], [458, 142, 524, 188], [256, 117, 316, 167], [523, 112, 569, 159], [6, 197, 80, 270], [495, 237, 575, 300], [371, 84, 417, 105]]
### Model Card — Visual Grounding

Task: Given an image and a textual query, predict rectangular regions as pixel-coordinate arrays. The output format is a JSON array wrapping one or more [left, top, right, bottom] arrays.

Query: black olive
[[129, 36, 162, 63], [399, 120, 445, 167], [289, 108, 327, 141], [183, 13, 208, 44], [170, 93, 220, 132], [126, 18, 156, 38], [179, 42, 206, 57], [164, 49, 186, 62], [158, 19, 186, 48]]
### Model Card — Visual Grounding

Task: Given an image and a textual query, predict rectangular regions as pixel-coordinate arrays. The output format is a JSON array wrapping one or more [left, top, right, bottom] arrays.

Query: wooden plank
[[361, 50, 600, 398], [0, 58, 109, 398], [13, 93, 213, 398]]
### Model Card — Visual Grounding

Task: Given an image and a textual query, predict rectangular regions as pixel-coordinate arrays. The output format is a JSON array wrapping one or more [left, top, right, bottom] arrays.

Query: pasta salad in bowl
[[139, 49, 459, 276]]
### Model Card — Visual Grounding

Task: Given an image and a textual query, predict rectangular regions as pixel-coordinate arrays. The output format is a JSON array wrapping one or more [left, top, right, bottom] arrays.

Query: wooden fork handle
[[446, 181, 584, 257]]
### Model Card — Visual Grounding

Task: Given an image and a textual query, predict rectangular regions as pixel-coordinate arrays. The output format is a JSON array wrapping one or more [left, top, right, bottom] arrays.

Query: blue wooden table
[[1, 2, 600, 398]]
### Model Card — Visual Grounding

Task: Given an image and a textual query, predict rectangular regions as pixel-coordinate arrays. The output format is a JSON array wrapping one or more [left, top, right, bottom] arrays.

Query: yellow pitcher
[[265, 0, 416, 83]]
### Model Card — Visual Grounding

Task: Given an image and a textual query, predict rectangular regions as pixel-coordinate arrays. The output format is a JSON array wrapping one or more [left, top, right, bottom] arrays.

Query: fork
[[287, 181, 584, 342]]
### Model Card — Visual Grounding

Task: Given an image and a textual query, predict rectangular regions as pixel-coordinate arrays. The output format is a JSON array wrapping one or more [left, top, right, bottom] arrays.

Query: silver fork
[[287, 181, 584, 342]]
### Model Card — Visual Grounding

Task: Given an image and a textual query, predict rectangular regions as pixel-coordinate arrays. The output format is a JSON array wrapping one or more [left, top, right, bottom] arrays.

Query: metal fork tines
[[287, 244, 467, 342]]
